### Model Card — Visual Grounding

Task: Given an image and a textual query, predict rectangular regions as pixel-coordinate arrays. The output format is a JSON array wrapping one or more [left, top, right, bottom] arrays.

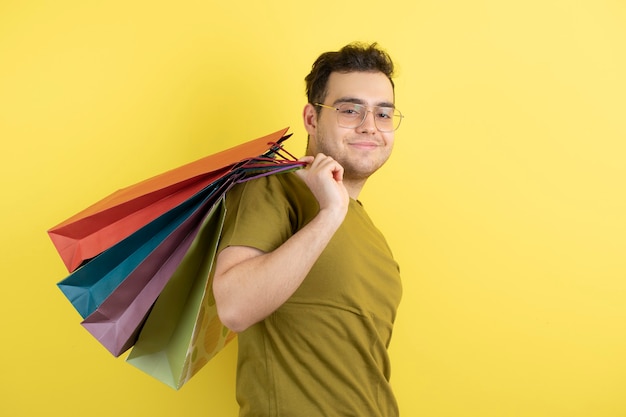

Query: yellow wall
[[1, 1, 625, 416]]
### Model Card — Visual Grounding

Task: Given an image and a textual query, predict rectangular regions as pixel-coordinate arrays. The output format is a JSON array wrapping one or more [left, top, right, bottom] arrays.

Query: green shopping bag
[[126, 197, 235, 389]]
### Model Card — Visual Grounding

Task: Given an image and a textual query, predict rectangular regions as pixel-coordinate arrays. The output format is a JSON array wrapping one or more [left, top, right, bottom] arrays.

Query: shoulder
[[219, 172, 317, 253], [229, 171, 314, 207]]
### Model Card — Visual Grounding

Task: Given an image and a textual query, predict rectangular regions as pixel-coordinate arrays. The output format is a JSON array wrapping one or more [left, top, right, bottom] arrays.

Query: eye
[[376, 107, 394, 119], [338, 103, 363, 116]]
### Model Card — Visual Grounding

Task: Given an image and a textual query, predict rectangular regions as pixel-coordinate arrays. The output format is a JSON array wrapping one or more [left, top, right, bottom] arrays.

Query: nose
[[358, 110, 377, 133]]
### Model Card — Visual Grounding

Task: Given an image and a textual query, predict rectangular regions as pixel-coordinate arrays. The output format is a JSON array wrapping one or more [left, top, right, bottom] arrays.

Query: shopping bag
[[62, 155, 301, 356], [80, 176, 236, 356], [61, 155, 299, 337], [126, 197, 232, 390], [51, 128, 303, 388], [48, 128, 289, 272], [57, 184, 206, 318], [57, 149, 301, 321], [57, 181, 214, 319]]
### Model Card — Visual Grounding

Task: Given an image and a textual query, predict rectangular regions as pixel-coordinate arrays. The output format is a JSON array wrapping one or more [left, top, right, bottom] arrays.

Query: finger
[[310, 156, 344, 182], [330, 162, 344, 182], [298, 155, 315, 165], [307, 153, 327, 167]]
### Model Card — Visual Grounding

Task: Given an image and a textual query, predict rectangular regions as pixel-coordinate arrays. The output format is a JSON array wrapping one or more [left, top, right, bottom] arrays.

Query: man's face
[[304, 71, 396, 182]]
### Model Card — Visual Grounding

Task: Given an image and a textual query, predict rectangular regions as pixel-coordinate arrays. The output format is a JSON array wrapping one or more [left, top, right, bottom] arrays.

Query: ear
[[302, 103, 318, 136]]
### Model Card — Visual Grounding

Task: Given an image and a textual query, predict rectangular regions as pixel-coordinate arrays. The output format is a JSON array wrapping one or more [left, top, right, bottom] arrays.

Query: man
[[213, 42, 403, 417]]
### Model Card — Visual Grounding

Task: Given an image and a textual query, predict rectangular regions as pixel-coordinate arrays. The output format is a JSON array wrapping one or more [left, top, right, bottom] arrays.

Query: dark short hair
[[305, 42, 395, 107]]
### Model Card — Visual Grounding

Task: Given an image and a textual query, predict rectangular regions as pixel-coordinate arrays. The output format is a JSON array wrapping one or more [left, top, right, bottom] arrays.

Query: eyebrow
[[332, 97, 395, 108]]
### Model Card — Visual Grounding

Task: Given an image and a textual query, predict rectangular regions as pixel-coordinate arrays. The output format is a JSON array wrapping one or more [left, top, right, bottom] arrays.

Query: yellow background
[[1, 0, 625, 416]]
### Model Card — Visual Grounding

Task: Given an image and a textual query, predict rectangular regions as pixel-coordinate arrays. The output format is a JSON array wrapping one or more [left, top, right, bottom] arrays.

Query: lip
[[348, 141, 380, 149]]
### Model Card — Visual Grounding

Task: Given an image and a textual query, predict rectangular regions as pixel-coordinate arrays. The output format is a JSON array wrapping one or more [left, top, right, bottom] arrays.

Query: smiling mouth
[[349, 142, 380, 148]]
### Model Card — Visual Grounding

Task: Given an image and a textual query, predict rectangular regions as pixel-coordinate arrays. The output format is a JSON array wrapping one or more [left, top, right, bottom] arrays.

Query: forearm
[[213, 207, 344, 332]]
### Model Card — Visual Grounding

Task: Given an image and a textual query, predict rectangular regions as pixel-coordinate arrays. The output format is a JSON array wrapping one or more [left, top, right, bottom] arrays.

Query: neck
[[343, 178, 366, 200]]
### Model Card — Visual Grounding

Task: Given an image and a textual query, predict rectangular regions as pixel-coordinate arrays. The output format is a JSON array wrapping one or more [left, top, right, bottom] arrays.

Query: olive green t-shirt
[[218, 172, 402, 417]]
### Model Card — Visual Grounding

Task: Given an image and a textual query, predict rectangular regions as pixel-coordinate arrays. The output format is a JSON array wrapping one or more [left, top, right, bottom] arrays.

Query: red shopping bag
[[48, 128, 289, 272]]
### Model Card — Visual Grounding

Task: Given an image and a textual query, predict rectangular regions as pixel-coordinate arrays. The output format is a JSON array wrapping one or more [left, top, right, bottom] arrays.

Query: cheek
[[384, 134, 395, 148]]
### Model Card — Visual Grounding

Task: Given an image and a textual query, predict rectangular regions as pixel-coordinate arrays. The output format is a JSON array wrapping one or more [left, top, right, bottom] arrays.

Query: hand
[[296, 153, 349, 219]]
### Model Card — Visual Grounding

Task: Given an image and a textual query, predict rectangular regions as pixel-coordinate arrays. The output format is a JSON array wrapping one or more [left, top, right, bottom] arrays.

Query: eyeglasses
[[314, 102, 404, 132]]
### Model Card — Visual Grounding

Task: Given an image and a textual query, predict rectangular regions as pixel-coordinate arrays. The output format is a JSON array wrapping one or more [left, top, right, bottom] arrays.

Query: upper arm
[[214, 245, 265, 282]]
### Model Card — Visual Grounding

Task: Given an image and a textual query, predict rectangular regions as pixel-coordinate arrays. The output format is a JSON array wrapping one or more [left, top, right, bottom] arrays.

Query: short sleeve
[[218, 172, 318, 254]]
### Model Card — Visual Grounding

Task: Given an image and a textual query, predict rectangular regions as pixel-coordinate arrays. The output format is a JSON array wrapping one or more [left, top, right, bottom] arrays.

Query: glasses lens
[[336, 103, 363, 128], [336, 103, 402, 132], [375, 107, 396, 132]]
